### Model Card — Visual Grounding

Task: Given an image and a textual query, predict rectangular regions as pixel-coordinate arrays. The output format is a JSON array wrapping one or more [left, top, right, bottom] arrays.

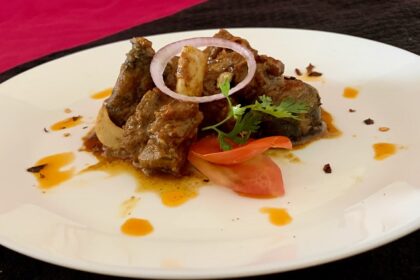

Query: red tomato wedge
[[189, 136, 292, 165], [188, 153, 285, 196]]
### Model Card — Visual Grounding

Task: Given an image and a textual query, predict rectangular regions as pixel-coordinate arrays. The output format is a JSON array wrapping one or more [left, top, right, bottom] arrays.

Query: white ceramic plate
[[0, 28, 419, 279]]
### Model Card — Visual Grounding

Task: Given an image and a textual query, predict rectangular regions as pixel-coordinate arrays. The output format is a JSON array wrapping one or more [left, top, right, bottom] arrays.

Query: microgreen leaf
[[232, 104, 246, 119], [202, 77, 309, 151]]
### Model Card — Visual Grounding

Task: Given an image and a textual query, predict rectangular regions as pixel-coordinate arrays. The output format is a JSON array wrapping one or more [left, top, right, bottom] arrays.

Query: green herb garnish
[[202, 77, 309, 150]]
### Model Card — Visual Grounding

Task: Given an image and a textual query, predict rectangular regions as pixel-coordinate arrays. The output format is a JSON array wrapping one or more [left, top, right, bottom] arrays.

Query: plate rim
[[1, 219, 418, 279], [1, 27, 419, 279]]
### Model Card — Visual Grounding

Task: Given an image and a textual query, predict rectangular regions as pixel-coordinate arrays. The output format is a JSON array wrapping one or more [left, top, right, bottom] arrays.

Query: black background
[[0, 0, 419, 279]]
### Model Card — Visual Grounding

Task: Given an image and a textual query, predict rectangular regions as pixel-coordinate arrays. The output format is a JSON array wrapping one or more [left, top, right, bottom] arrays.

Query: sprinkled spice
[[26, 164, 47, 173], [64, 108, 72, 113], [63, 133, 71, 137], [323, 163, 332, 174], [364, 118, 374, 125], [303, 63, 322, 77], [349, 109, 356, 113], [306, 63, 315, 73], [43, 127, 49, 133], [308, 71, 322, 77], [50, 115, 83, 131], [295, 68, 302, 76]]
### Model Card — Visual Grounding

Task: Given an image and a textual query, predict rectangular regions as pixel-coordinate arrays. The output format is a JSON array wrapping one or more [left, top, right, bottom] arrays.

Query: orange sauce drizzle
[[120, 218, 153, 236], [321, 109, 341, 138], [50, 116, 83, 131], [238, 193, 277, 199], [284, 152, 301, 163], [373, 143, 397, 160], [293, 109, 341, 150], [160, 190, 197, 207], [342, 87, 359, 99], [260, 207, 292, 226], [30, 152, 75, 189], [91, 88, 112, 100], [81, 157, 205, 207], [299, 74, 324, 83]]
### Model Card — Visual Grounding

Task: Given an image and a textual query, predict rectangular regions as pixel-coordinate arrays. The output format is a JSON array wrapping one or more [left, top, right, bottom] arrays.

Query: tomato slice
[[188, 153, 284, 196], [189, 135, 292, 165]]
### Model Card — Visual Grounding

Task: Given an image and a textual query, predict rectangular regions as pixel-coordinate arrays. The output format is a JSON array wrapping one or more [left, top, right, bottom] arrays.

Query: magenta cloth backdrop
[[0, 0, 204, 73]]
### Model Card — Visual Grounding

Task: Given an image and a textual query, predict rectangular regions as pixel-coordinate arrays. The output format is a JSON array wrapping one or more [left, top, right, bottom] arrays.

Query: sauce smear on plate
[[342, 87, 359, 99], [373, 143, 397, 160], [30, 152, 75, 189], [121, 218, 153, 236], [91, 88, 113, 100], [50, 116, 83, 131], [321, 109, 341, 138], [260, 207, 292, 226], [82, 157, 205, 207], [294, 109, 341, 150]]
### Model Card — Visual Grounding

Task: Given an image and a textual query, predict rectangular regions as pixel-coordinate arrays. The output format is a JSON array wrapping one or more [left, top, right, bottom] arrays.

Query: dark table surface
[[0, 0, 419, 279]]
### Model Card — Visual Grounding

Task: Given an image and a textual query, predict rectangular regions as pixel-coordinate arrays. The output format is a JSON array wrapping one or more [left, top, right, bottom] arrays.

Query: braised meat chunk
[[163, 56, 179, 91], [122, 88, 171, 157], [105, 38, 155, 127], [123, 88, 203, 175], [257, 78, 323, 142], [240, 54, 285, 104]]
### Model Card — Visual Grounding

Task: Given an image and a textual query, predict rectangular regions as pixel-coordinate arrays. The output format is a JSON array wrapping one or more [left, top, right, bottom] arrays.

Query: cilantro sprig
[[202, 77, 309, 151]]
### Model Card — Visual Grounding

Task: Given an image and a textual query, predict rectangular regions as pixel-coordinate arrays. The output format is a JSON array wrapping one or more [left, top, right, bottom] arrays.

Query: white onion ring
[[150, 37, 257, 103]]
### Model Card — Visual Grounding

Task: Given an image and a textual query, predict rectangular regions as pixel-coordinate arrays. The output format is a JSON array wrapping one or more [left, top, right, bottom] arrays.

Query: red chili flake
[[364, 118, 374, 125], [295, 68, 302, 76], [323, 163, 332, 174]]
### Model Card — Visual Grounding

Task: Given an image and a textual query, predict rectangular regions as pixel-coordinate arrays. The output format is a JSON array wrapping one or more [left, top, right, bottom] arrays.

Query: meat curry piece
[[163, 56, 179, 91], [105, 38, 155, 127], [122, 88, 203, 175], [257, 78, 323, 142]]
